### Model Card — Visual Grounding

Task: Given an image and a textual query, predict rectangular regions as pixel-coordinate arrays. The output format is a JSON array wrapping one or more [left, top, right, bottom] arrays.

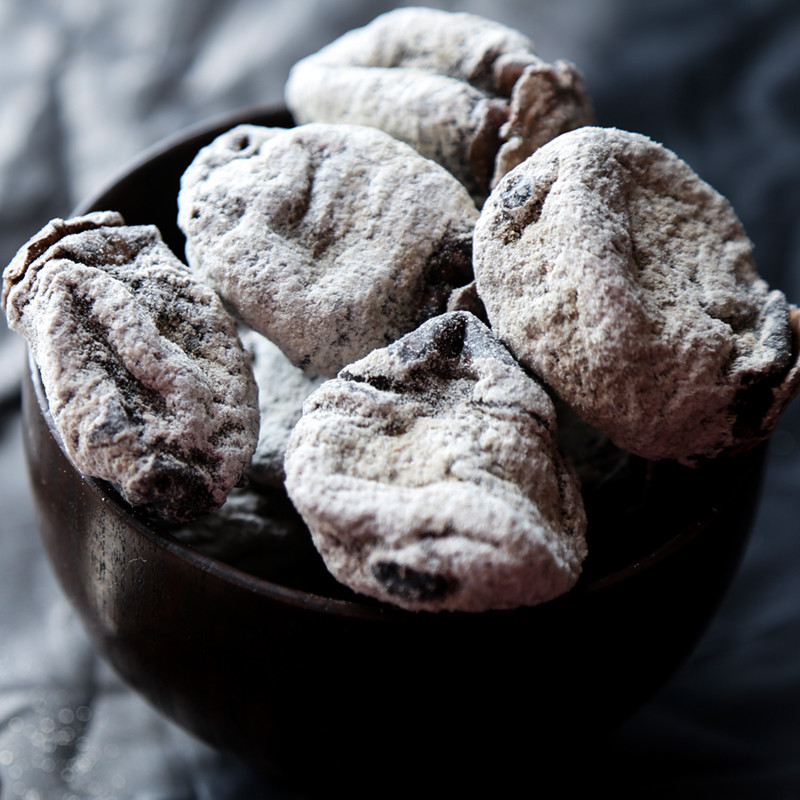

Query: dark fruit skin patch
[[372, 561, 457, 603]]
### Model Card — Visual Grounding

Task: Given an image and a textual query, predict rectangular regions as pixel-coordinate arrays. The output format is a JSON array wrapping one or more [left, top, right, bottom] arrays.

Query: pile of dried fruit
[[4, 8, 799, 612]]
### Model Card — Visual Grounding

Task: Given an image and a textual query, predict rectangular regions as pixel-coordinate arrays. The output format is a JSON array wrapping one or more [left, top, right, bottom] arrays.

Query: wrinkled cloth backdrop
[[1, 0, 799, 797]]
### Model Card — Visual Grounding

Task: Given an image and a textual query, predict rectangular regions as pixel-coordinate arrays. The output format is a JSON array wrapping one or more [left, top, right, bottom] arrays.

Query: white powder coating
[[2, 212, 259, 522], [288, 6, 537, 87], [474, 127, 800, 464], [178, 122, 478, 376], [285, 7, 593, 200], [240, 327, 325, 488], [284, 312, 587, 613]]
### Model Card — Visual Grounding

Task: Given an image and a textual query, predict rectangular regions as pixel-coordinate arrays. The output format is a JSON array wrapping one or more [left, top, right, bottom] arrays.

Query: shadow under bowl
[[22, 106, 766, 788]]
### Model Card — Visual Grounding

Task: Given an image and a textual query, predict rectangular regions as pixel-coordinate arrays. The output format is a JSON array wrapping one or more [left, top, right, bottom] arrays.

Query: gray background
[[1, 0, 799, 797]]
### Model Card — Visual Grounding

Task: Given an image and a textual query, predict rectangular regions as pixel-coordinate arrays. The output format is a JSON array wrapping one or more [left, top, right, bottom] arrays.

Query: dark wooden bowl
[[22, 107, 766, 791]]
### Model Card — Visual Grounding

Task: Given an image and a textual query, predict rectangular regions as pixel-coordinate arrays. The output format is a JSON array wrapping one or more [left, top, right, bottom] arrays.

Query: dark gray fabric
[[1, 1, 799, 796]]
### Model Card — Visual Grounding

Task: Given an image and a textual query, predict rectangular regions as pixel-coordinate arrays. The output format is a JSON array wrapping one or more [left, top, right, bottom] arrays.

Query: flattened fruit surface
[[285, 7, 593, 200], [178, 122, 478, 376], [474, 126, 800, 463], [285, 311, 587, 613], [3, 211, 259, 522]]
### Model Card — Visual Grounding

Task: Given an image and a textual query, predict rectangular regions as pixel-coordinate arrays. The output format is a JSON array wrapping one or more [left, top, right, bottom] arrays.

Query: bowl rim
[[35, 104, 761, 621], [72, 105, 292, 218]]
